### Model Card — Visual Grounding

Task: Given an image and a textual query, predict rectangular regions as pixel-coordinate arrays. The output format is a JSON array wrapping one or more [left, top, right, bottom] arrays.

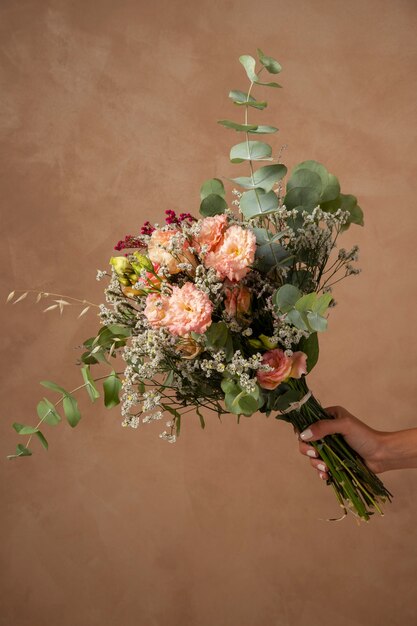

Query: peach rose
[[256, 349, 307, 390], [165, 283, 213, 336], [194, 214, 228, 253], [144, 293, 170, 328], [204, 224, 256, 282], [224, 283, 251, 318], [147, 229, 196, 275]]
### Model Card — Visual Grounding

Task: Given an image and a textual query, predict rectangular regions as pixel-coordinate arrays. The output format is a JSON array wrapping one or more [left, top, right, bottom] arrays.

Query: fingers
[[309, 457, 329, 480], [299, 416, 349, 442], [298, 438, 330, 480], [298, 439, 318, 457]]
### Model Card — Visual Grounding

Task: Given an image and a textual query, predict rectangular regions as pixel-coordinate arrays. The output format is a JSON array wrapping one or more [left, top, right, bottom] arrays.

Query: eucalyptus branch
[[8, 372, 124, 459]]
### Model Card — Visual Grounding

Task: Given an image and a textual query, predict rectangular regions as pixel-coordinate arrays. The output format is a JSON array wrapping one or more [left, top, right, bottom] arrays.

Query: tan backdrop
[[2, 0, 417, 625]]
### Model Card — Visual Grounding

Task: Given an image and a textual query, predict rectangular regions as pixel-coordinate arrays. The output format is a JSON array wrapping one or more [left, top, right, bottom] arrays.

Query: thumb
[[299, 417, 348, 442]]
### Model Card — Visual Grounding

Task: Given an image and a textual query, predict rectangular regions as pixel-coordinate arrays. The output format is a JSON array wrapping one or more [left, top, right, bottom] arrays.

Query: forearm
[[377, 428, 417, 471]]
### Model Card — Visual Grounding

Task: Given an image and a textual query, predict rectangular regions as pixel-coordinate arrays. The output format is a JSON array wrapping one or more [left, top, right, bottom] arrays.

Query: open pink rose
[[204, 224, 256, 282], [165, 282, 213, 336], [144, 293, 170, 328], [256, 349, 307, 390], [148, 229, 196, 275], [224, 283, 251, 318], [194, 214, 228, 253]]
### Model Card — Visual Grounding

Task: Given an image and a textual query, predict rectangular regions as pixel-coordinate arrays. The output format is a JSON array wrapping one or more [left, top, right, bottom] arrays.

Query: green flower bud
[[259, 334, 278, 349], [109, 256, 132, 277]]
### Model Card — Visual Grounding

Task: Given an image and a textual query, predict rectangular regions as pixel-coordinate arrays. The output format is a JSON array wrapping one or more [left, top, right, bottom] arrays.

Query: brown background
[[1, 0, 417, 625]]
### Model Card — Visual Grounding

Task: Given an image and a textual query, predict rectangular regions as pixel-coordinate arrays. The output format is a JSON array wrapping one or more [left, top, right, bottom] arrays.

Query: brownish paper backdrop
[[1, 1, 417, 625]]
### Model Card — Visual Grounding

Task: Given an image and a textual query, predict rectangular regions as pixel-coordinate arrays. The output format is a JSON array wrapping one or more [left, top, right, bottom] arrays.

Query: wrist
[[375, 429, 417, 472]]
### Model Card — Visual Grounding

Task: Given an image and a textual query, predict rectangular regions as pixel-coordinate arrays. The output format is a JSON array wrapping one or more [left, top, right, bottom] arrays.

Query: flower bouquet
[[8, 49, 392, 522]]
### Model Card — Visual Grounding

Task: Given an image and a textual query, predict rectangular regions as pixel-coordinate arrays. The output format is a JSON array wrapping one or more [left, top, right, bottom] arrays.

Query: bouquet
[[8, 49, 392, 522]]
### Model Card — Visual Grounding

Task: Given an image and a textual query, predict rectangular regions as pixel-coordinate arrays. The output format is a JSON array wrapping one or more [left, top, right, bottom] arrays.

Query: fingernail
[[317, 463, 327, 472], [306, 449, 317, 458], [300, 428, 313, 441], [319, 472, 327, 480]]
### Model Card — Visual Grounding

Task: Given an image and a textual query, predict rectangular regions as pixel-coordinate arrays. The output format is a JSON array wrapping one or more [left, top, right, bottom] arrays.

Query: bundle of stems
[[283, 377, 393, 522]]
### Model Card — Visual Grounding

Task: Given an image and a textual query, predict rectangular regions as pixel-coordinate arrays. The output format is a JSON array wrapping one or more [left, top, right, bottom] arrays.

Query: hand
[[297, 405, 387, 481]]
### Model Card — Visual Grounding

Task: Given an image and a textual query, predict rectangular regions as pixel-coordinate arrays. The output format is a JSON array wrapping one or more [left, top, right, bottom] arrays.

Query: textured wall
[[2, 1, 417, 625]]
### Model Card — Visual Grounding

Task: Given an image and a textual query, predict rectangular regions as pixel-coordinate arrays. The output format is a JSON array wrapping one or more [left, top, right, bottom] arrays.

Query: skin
[[298, 405, 417, 481]]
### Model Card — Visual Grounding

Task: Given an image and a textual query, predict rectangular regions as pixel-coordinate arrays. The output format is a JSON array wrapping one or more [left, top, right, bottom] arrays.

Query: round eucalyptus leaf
[[200, 193, 227, 217], [256, 48, 282, 74], [273, 284, 302, 313], [239, 54, 258, 82], [240, 189, 278, 218], [229, 91, 267, 110], [200, 178, 225, 200], [292, 160, 340, 203], [230, 141, 272, 163], [248, 125, 279, 134], [218, 119, 259, 132]]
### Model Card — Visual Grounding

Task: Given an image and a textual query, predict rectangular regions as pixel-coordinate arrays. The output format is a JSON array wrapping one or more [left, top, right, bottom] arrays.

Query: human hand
[[297, 405, 386, 481]]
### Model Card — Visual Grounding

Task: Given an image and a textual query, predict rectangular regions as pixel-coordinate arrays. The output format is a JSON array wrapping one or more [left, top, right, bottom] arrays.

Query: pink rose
[[256, 349, 307, 390], [147, 229, 196, 275], [204, 224, 256, 282], [144, 293, 170, 328], [224, 283, 251, 318], [165, 282, 213, 336], [194, 214, 228, 253]]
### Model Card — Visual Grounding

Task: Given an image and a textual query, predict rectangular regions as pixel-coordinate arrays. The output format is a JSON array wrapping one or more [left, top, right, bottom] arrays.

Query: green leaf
[[292, 161, 340, 203], [15, 444, 32, 457], [229, 90, 267, 110], [13, 422, 39, 435], [284, 168, 322, 210], [196, 407, 205, 429], [240, 189, 278, 218], [290, 269, 314, 291], [105, 324, 131, 338], [235, 393, 258, 416], [218, 119, 259, 132], [63, 394, 81, 427], [255, 80, 282, 88], [273, 284, 302, 313], [239, 54, 258, 82], [320, 193, 364, 229], [40, 380, 68, 395], [321, 173, 341, 203], [200, 178, 226, 200], [205, 322, 234, 361], [286, 308, 309, 331], [231, 164, 287, 192], [306, 311, 328, 332], [248, 125, 279, 134], [81, 365, 100, 403], [298, 333, 319, 373], [312, 293, 333, 315], [35, 431, 49, 450], [230, 141, 272, 163], [103, 371, 122, 409], [295, 292, 317, 313], [199, 194, 227, 217], [164, 371, 174, 386], [36, 398, 61, 426], [221, 377, 240, 395], [255, 241, 290, 273], [131, 253, 154, 275], [257, 48, 282, 74], [346, 201, 364, 227]]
